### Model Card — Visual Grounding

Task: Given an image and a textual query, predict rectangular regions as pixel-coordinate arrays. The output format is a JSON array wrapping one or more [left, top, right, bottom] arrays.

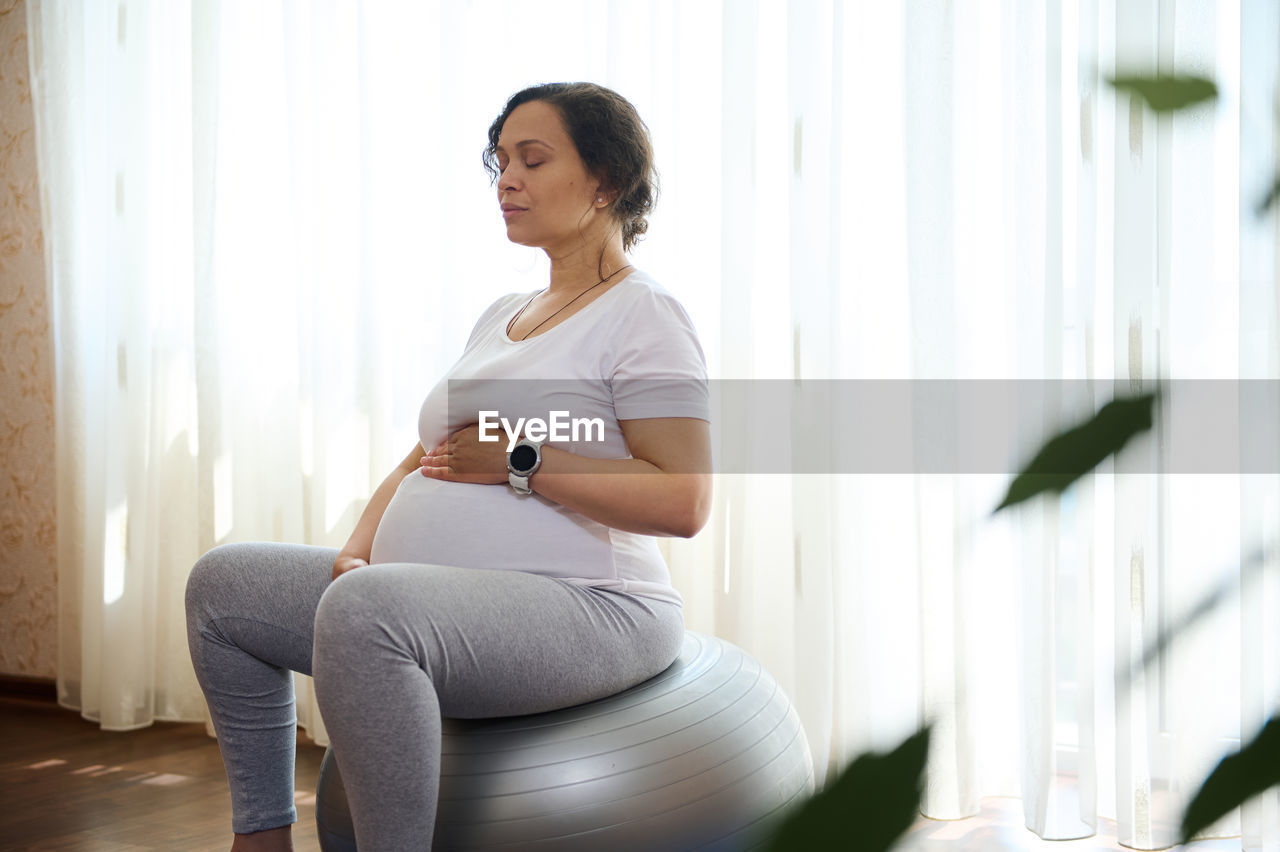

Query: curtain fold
[[27, 0, 1278, 846], [1239, 1, 1280, 846]]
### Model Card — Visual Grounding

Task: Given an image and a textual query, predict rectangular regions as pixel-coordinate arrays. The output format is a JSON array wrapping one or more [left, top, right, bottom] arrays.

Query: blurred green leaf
[[1258, 175, 1280, 217], [1182, 716, 1280, 842], [762, 726, 930, 852], [1107, 74, 1217, 112], [994, 392, 1157, 513]]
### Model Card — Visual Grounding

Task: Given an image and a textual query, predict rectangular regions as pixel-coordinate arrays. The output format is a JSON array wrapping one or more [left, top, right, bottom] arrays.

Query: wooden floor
[[0, 695, 326, 851], [2, 692, 1249, 852]]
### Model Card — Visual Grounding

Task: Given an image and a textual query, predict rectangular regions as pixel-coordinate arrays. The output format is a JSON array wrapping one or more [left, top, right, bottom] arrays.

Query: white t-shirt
[[369, 268, 710, 607]]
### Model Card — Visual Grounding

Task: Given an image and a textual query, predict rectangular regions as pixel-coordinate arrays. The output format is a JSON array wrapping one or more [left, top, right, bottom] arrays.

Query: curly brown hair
[[483, 82, 658, 253]]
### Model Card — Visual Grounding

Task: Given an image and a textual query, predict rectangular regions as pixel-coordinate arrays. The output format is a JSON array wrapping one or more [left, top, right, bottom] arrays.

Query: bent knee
[[313, 570, 382, 649], [184, 543, 242, 620], [313, 567, 437, 673]]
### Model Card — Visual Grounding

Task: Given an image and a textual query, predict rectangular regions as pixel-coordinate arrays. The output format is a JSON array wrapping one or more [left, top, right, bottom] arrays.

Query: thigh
[[314, 563, 685, 718], [186, 541, 338, 676]]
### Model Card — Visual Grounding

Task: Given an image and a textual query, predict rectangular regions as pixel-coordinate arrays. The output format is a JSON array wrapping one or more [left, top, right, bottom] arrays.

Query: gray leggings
[[184, 542, 685, 850]]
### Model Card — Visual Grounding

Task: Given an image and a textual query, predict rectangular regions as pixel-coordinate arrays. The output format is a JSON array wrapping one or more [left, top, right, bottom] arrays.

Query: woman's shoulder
[[615, 267, 674, 299], [608, 268, 699, 326], [607, 268, 695, 317], [603, 268, 710, 411]]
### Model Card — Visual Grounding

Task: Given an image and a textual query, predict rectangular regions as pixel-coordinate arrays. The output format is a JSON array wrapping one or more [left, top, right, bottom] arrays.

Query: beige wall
[[0, 0, 57, 679]]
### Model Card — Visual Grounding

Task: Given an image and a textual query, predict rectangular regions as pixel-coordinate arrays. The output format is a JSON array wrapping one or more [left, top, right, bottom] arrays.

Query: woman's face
[[494, 100, 606, 251]]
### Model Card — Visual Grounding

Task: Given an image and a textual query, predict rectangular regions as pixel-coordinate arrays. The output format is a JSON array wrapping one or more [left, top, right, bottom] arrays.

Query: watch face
[[510, 444, 538, 473]]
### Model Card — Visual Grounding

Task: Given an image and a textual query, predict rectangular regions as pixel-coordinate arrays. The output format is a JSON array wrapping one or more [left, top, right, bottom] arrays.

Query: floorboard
[[0, 696, 324, 851], [4, 694, 1251, 850]]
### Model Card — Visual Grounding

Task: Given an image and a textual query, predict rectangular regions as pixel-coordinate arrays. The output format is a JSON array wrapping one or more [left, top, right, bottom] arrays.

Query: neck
[[544, 236, 630, 296]]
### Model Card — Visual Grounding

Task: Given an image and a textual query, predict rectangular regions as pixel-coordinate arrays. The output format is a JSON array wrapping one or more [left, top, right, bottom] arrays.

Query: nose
[[498, 167, 520, 194]]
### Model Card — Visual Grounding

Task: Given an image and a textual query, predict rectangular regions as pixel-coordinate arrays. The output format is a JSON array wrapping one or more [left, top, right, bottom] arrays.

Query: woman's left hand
[[419, 424, 510, 486]]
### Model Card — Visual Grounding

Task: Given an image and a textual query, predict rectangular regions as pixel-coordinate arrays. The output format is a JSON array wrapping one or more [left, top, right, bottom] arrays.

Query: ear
[[590, 174, 616, 208]]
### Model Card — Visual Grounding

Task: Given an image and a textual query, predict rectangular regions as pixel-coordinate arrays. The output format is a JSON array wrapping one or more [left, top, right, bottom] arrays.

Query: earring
[[596, 197, 605, 204]]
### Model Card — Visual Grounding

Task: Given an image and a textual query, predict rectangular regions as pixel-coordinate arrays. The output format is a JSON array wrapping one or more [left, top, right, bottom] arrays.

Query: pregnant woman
[[185, 81, 713, 851]]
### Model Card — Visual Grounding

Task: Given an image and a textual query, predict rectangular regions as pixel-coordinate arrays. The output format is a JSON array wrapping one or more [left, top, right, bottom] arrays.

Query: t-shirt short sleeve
[[608, 286, 711, 422]]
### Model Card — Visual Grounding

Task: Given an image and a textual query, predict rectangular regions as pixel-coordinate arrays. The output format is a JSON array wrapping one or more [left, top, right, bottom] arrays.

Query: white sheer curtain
[[27, 0, 1279, 847]]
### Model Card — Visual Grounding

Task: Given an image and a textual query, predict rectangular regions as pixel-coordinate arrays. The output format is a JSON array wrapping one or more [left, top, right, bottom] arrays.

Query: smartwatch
[[507, 437, 544, 494]]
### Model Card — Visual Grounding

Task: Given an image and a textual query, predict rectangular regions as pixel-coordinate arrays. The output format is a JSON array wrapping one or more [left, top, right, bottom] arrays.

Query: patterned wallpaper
[[0, 0, 57, 679]]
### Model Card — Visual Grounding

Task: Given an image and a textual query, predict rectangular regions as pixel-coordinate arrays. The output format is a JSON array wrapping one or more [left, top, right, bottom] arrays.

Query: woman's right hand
[[332, 554, 369, 582], [331, 441, 424, 582]]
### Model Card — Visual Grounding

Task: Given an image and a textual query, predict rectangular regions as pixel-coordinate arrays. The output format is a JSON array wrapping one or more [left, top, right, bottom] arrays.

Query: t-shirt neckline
[[501, 270, 637, 345]]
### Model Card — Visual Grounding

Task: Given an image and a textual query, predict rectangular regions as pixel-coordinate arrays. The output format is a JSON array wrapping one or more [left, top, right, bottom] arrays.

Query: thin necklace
[[506, 265, 633, 341]]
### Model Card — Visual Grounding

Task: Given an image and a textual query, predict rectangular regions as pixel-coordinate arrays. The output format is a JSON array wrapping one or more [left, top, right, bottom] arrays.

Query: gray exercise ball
[[316, 630, 814, 851]]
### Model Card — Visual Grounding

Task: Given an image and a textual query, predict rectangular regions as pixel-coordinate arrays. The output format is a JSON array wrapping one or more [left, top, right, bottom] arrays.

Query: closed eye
[[496, 161, 540, 173]]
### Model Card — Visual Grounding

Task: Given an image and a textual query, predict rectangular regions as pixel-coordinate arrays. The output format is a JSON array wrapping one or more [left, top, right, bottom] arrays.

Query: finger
[[420, 460, 451, 480]]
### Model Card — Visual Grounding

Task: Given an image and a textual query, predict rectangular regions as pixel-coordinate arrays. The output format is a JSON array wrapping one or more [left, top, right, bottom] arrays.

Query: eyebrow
[[494, 139, 555, 154]]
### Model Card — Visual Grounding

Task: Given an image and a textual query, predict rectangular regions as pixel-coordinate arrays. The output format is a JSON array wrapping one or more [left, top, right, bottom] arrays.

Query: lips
[[501, 204, 527, 220]]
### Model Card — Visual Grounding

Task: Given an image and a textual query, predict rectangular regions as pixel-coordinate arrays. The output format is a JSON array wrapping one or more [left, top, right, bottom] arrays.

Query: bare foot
[[230, 824, 293, 852]]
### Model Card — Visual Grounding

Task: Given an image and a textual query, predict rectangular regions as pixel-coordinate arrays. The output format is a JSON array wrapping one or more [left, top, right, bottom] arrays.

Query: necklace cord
[[506, 265, 634, 341]]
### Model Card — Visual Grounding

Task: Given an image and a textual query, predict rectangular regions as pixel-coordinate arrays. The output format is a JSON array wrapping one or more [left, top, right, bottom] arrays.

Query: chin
[[504, 227, 543, 249]]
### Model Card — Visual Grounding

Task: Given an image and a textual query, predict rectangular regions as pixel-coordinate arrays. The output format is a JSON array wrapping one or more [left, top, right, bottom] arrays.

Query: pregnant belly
[[369, 472, 616, 576]]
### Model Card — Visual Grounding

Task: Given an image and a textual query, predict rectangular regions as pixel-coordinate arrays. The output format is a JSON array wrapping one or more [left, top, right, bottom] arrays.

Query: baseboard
[[0, 674, 57, 702]]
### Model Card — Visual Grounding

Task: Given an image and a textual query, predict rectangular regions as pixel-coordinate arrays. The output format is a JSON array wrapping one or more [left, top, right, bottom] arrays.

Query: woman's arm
[[333, 441, 426, 580], [419, 417, 712, 538], [530, 417, 712, 538]]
